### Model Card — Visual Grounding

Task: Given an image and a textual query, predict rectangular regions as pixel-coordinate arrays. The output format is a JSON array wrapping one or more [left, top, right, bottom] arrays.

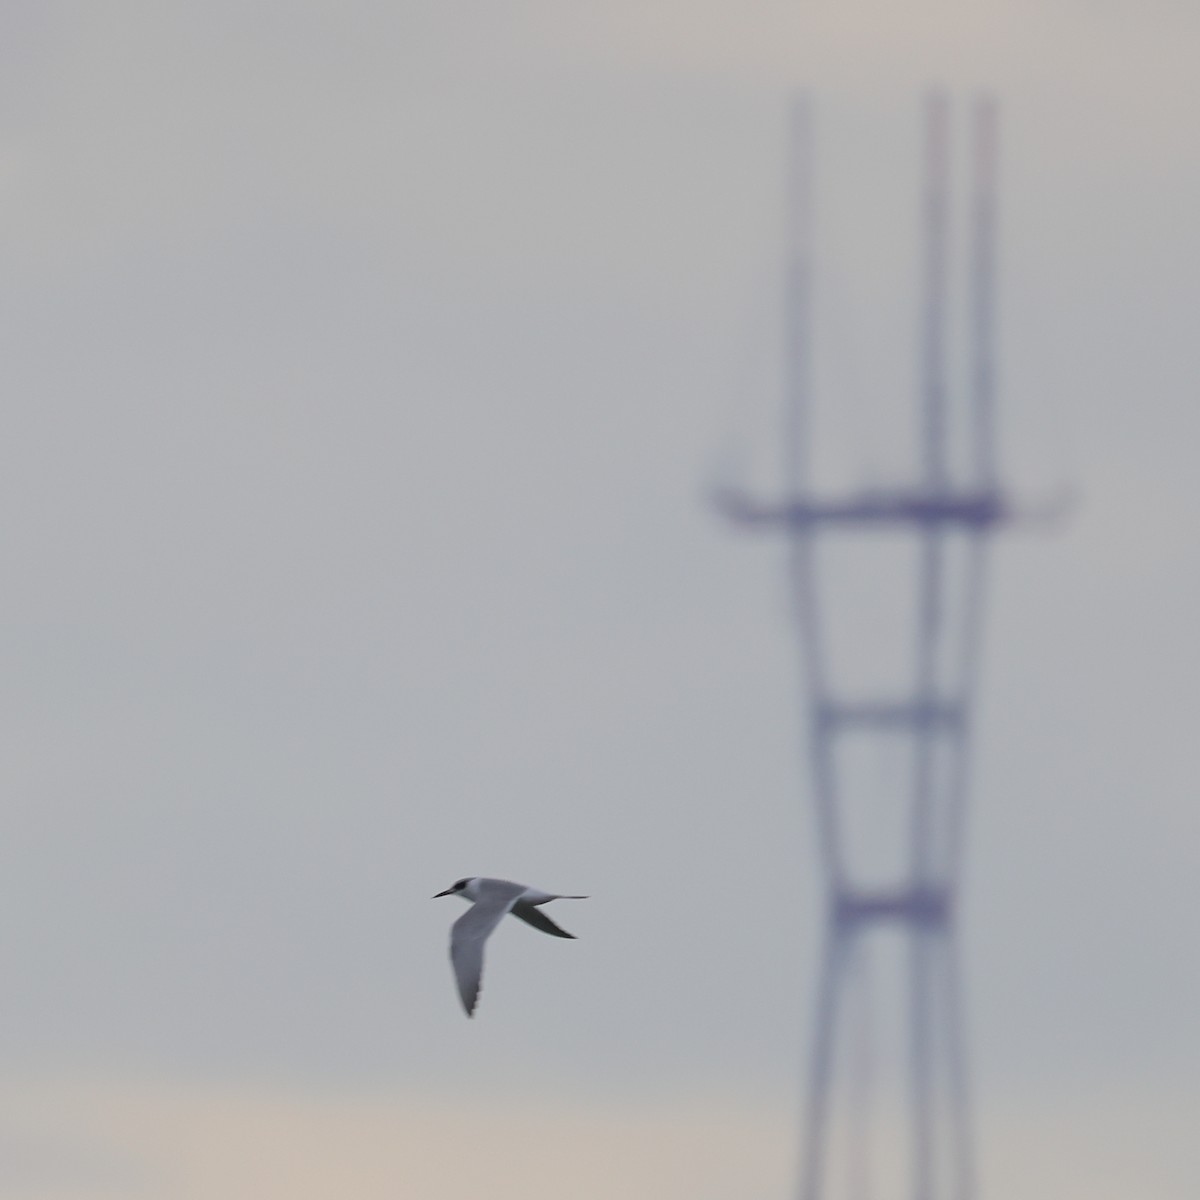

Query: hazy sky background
[[1, 2, 1197, 1197]]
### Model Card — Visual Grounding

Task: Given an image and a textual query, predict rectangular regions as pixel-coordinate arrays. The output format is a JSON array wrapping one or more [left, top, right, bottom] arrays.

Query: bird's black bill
[[433, 888, 456, 898]]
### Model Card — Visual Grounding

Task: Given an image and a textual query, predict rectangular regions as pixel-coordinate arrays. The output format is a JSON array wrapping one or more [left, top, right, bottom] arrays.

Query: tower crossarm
[[815, 697, 964, 733], [713, 482, 1072, 533], [832, 884, 953, 930], [714, 485, 1014, 530]]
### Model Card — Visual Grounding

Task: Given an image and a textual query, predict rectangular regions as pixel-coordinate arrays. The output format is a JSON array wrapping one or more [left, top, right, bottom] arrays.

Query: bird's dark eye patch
[[454, 879, 468, 890]]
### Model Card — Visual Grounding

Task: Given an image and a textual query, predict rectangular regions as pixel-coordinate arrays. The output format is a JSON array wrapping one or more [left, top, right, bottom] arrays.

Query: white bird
[[433, 876, 586, 1016]]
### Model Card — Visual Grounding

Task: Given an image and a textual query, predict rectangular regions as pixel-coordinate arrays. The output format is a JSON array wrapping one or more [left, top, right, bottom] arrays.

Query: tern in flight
[[433, 876, 586, 1016]]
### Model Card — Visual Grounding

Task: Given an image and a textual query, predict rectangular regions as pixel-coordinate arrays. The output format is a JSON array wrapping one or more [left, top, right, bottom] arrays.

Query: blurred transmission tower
[[717, 92, 1044, 1200]]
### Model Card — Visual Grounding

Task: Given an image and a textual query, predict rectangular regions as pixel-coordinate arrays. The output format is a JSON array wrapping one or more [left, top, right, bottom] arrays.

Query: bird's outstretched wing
[[510, 900, 575, 939], [449, 896, 514, 1016]]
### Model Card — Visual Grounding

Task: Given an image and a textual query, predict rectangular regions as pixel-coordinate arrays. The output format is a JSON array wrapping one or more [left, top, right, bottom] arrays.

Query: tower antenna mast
[[718, 91, 1042, 1200]]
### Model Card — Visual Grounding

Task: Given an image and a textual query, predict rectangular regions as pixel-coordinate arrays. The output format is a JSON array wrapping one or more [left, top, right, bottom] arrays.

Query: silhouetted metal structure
[[717, 92, 1035, 1200]]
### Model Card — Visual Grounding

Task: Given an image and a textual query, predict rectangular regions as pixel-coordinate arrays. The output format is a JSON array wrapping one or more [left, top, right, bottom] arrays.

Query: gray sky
[[1, 2, 1197, 1197]]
